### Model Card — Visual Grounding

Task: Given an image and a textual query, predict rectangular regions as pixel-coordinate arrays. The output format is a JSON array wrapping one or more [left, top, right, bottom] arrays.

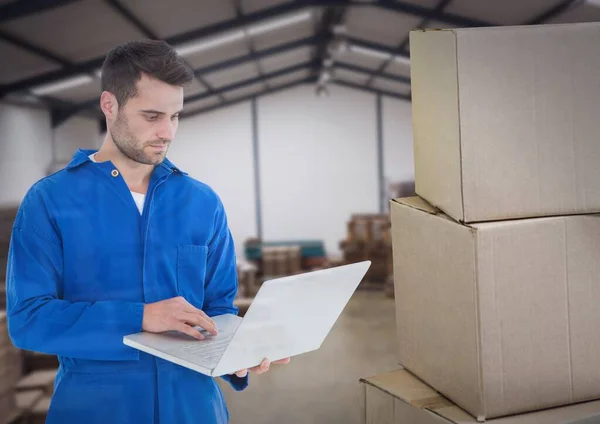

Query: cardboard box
[[361, 369, 600, 424], [390, 196, 600, 420], [410, 23, 600, 223]]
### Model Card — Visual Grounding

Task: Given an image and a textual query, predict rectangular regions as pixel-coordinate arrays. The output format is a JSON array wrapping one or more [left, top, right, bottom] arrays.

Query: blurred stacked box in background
[[0, 208, 61, 424], [261, 246, 302, 279], [0, 311, 21, 424], [339, 214, 392, 289], [244, 239, 327, 275], [0, 207, 19, 310]]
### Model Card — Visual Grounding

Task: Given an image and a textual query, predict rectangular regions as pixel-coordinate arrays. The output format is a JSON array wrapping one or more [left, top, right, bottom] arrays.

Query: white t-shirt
[[89, 153, 145, 214]]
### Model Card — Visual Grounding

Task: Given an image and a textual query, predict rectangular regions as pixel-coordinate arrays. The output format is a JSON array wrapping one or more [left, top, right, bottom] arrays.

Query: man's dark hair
[[101, 40, 194, 106]]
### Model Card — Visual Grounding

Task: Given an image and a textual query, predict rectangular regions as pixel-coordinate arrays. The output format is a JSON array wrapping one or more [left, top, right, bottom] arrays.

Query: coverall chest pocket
[[176, 245, 208, 308]]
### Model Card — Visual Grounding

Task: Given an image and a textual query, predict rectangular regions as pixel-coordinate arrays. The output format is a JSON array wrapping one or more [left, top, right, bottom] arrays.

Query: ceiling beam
[[313, 4, 348, 92], [230, 0, 268, 90], [332, 79, 411, 101], [182, 76, 315, 119], [0, 0, 81, 24], [526, 0, 582, 25], [336, 62, 410, 85], [365, 0, 452, 87]]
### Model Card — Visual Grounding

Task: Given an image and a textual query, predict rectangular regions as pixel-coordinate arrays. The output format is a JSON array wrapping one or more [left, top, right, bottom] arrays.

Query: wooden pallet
[[15, 369, 57, 395]]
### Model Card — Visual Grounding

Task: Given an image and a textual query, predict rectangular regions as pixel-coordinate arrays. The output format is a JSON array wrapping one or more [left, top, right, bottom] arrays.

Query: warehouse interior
[[1, 1, 600, 423]]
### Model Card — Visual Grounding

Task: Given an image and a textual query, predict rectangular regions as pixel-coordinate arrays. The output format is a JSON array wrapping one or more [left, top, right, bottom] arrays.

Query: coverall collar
[[66, 148, 187, 175]]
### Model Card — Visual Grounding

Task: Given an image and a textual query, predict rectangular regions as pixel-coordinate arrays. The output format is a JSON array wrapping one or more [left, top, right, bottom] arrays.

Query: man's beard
[[110, 112, 169, 166]]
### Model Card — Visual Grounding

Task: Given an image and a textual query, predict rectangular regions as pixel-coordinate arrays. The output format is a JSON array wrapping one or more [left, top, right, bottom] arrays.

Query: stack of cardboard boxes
[[363, 23, 600, 423], [261, 246, 303, 278], [0, 312, 22, 424], [0, 207, 18, 309], [340, 214, 393, 284]]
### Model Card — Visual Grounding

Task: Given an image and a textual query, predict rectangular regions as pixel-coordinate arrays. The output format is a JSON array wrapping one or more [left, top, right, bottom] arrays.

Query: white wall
[[258, 85, 379, 256], [169, 102, 257, 260], [382, 96, 415, 206], [0, 103, 52, 207], [54, 116, 101, 163], [172, 85, 414, 258]]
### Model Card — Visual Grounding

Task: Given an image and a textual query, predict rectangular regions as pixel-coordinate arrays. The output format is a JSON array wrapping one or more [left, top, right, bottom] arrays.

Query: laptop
[[123, 261, 371, 377]]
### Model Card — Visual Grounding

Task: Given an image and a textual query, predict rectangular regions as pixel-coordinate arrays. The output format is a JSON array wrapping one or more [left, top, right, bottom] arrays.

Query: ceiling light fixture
[[175, 30, 246, 56], [31, 75, 94, 96], [175, 10, 313, 58], [392, 55, 411, 66], [246, 10, 313, 36], [349, 44, 410, 66]]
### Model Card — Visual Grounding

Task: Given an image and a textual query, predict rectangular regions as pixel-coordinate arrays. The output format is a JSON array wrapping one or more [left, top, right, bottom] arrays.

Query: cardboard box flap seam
[[392, 197, 478, 230], [455, 28, 467, 224], [472, 228, 486, 420], [359, 377, 453, 411], [563, 219, 575, 405]]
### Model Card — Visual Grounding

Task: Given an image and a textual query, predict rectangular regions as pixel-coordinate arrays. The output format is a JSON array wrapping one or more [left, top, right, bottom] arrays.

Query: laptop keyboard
[[180, 333, 234, 368]]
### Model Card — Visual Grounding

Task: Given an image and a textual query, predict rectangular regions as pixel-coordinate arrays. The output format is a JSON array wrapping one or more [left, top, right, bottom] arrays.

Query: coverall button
[[111, 169, 119, 177]]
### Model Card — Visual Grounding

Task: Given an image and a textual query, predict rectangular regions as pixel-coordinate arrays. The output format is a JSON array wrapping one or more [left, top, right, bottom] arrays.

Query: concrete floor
[[218, 290, 399, 424]]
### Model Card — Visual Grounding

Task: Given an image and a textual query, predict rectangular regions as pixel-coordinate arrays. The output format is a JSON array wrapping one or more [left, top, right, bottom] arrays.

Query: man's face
[[110, 74, 184, 166]]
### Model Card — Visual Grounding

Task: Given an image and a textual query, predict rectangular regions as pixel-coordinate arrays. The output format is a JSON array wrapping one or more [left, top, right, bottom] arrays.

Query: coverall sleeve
[[203, 198, 249, 391], [6, 189, 145, 361]]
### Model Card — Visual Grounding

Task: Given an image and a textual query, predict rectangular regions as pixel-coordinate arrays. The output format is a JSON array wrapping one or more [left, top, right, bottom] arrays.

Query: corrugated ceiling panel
[[345, 6, 421, 47], [241, 0, 293, 14], [0, 0, 145, 62], [371, 77, 411, 96], [445, 0, 566, 25], [334, 68, 369, 85], [259, 46, 312, 73], [251, 14, 314, 50], [120, 0, 237, 39], [203, 62, 259, 88], [183, 96, 222, 114], [0, 40, 60, 84], [547, 2, 600, 24], [267, 69, 310, 87], [183, 78, 206, 98], [183, 40, 249, 70], [223, 82, 265, 101], [49, 78, 101, 103]]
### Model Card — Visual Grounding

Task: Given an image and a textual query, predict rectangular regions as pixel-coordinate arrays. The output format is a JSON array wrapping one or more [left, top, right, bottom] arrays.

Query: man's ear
[[100, 91, 118, 120]]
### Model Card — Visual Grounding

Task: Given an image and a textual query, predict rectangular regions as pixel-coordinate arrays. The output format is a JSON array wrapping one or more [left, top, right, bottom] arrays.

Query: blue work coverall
[[6, 149, 248, 423]]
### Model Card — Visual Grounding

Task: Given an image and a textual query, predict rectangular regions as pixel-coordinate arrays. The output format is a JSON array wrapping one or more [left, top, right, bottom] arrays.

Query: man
[[6, 40, 288, 424]]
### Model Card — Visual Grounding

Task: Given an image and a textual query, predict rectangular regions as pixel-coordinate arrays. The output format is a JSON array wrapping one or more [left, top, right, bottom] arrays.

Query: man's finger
[[177, 311, 217, 336], [174, 322, 205, 340], [197, 309, 216, 326], [178, 312, 218, 335], [179, 302, 217, 330], [259, 358, 271, 374], [235, 369, 248, 378], [274, 357, 291, 364]]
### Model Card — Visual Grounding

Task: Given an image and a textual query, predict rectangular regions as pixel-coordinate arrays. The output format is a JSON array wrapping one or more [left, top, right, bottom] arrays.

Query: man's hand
[[234, 357, 291, 378], [142, 296, 217, 340]]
